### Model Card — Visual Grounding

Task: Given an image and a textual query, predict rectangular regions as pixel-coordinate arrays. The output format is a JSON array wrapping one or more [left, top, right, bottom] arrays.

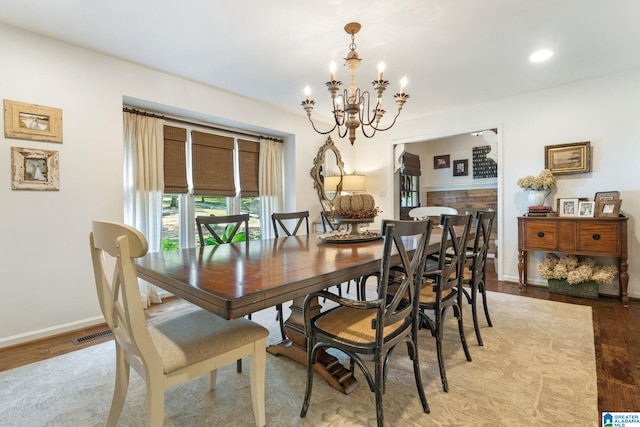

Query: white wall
[[355, 69, 640, 300], [0, 24, 337, 347], [2, 23, 639, 347]]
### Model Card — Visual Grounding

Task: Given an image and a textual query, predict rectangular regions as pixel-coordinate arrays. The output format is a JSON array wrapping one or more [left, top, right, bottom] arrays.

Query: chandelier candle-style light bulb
[[400, 77, 408, 94], [377, 62, 385, 80], [300, 22, 409, 145]]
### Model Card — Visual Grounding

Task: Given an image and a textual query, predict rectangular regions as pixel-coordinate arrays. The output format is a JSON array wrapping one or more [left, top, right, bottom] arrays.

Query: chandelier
[[301, 22, 409, 145]]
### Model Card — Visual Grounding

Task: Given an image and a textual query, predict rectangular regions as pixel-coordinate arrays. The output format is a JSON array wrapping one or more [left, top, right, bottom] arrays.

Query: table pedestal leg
[[267, 296, 359, 395]]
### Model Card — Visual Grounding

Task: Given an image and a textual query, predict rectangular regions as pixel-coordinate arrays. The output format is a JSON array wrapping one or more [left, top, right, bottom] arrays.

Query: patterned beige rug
[[0, 292, 597, 426]]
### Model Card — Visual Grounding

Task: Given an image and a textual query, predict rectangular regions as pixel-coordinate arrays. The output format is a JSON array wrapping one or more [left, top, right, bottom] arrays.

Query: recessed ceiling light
[[530, 49, 554, 63]]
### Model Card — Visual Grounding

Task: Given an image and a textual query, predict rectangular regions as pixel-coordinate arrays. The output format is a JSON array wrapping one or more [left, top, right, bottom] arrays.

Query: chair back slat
[[435, 214, 472, 293], [408, 206, 458, 220], [375, 219, 433, 331], [196, 214, 250, 245], [470, 210, 495, 278], [89, 221, 161, 367], [271, 211, 310, 237]]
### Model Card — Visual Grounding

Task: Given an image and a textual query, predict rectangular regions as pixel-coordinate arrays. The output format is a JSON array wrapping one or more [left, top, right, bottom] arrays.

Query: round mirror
[[310, 136, 345, 207]]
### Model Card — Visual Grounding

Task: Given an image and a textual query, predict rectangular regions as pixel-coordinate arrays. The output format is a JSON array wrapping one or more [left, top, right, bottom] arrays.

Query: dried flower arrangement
[[538, 253, 617, 285], [517, 169, 557, 191]]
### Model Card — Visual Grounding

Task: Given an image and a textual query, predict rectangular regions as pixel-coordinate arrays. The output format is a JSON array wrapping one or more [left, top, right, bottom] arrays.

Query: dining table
[[135, 228, 452, 394]]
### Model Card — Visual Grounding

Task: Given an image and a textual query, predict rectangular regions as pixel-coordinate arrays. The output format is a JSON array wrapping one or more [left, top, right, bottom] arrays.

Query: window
[[161, 125, 263, 250]]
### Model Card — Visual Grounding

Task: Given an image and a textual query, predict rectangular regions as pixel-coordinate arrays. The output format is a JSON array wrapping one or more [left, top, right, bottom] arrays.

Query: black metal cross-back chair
[[460, 209, 495, 346], [196, 213, 250, 373], [196, 214, 250, 246], [300, 219, 433, 427], [271, 211, 310, 237], [271, 211, 310, 340], [418, 213, 473, 393]]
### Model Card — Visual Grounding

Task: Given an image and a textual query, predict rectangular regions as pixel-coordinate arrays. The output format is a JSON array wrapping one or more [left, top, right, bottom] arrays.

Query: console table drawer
[[522, 221, 558, 250], [577, 223, 619, 254]]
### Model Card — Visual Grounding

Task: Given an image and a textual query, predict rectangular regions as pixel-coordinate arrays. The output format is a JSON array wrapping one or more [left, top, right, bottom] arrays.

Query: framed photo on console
[[558, 198, 579, 217], [578, 201, 595, 217], [594, 191, 620, 202], [595, 199, 622, 217]]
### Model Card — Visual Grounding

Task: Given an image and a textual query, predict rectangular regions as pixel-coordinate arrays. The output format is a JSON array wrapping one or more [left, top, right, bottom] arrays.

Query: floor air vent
[[72, 329, 113, 345]]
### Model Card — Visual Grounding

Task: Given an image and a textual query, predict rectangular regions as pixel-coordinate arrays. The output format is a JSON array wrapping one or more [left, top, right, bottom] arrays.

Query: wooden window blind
[[237, 139, 260, 197], [163, 125, 188, 193], [191, 130, 236, 196], [402, 153, 421, 176]]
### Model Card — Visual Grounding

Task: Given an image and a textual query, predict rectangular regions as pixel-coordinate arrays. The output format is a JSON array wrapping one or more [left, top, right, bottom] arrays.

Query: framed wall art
[[595, 199, 622, 217], [558, 198, 579, 217], [544, 141, 590, 175], [11, 147, 60, 191], [578, 201, 595, 217], [4, 99, 63, 143], [472, 145, 497, 179], [453, 159, 468, 176], [433, 154, 450, 169]]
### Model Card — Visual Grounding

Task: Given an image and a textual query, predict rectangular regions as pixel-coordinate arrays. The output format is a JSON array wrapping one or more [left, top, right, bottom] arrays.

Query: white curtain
[[259, 138, 283, 239], [123, 112, 164, 307]]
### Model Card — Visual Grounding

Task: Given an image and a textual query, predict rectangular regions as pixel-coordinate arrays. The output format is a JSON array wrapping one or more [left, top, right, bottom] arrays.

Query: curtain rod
[[122, 107, 283, 143]]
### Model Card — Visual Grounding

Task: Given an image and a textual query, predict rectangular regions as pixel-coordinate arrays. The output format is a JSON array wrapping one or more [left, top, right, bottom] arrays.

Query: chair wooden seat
[[89, 221, 268, 427]]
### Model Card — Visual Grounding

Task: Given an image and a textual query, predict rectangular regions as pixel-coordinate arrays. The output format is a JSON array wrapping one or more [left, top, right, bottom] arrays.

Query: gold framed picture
[[544, 141, 590, 175], [11, 147, 60, 191], [595, 199, 622, 217], [4, 99, 63, 143]]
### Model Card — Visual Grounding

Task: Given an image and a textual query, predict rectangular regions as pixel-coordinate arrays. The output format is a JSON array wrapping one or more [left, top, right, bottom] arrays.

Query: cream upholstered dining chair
[[89, 221, 268, 427], [300, 219, 433, 427], [408, 206, 458, 220]]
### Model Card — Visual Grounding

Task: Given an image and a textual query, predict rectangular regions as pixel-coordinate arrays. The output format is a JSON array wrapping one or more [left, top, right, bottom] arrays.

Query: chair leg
[[480, 282, 493, 327], [276, 304, 286, 341], [470, 284, 483, 346], [435, 315, 449, 392], [300, 341, 317, 418], [454, 302, 472, 362], [208, 369, 218, 390], [374, 354, 385, 427], [237, 312, 254, 372], [249, 342, 266, 427], [145, 374, 165, 427], [409, 339, 430, 414], [106, 346, 130, 427]]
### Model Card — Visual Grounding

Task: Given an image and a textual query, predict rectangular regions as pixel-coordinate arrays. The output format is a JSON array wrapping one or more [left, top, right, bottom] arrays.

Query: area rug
[[0, 292, 597, 426]]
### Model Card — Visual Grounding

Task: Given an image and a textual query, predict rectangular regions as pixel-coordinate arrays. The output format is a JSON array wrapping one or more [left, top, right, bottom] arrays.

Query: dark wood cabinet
[[517, 215, 629, 306]]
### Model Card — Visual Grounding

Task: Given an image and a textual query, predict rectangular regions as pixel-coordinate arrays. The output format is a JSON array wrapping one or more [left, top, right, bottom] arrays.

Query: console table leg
[[619, 258, 629, 307], [517, 250, 526, 290]]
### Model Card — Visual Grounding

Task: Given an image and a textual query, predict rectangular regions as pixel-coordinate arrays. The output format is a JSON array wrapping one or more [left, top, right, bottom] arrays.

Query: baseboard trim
[[0, 315, 105, 349]]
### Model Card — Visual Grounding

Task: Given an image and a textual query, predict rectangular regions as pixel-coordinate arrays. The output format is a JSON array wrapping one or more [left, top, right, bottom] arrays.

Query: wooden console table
[[517, 215, 629, 306]]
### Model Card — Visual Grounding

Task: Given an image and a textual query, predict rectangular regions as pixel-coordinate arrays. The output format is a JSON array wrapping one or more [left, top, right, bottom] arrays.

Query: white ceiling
[[1, 0, 640, 121]]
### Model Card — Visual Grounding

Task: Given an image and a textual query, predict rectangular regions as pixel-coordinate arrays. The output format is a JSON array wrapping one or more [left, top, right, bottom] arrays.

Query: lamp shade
[[341, 174, 366, 192], [323, 175, 341, 193]]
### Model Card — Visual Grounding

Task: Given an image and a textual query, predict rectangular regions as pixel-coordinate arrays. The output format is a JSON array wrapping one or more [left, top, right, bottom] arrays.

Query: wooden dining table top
[[136, 230, 446, 320]]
